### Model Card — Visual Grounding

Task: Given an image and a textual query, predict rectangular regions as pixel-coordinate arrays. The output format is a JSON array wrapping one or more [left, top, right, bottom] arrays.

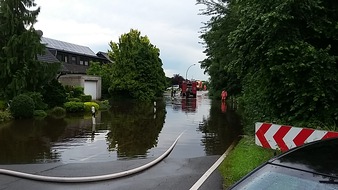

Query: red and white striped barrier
[[255, 122, 338, 151]]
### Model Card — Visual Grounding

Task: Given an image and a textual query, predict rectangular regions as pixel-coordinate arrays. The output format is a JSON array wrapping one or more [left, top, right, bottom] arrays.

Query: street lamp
[[185, 64, 196, 82]]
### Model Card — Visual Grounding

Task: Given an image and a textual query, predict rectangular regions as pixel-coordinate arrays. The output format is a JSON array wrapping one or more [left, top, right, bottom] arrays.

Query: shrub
[[81, 95, 92, 102], [64, 85, 73, 93], [0, 110, 12, 122], [24, 92, 48, 110], [73, 86, 84, 98], [49, 106, 66, 119], [97, 100, 110, 110], [0, 100, 7, 111], [10, 94, 35, 119], [84, 102, 99, 112], [68, 98, 81, 102], [34, 110, 47, 118], [42, 79, 67, 108], [64, 101, 84, 113], [64, 86, 84, 98]]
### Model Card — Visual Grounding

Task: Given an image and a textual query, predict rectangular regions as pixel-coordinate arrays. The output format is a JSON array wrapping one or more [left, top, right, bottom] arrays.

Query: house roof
[[37, 48, 60, 63], [41, 37, 97, 57], [97, 51, 113, 63], [37, 49, 69, 73], [38, 37, 110, 74]]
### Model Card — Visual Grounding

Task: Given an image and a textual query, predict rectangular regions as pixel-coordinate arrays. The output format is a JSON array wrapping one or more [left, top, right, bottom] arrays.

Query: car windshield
[[231, 164, 338, 190]]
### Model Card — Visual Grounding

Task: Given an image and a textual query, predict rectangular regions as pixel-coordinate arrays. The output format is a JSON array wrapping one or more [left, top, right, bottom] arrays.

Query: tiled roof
[[37, 49, 59, 63], [97, 51, 113, 63], [37, 49, 69, 73], [41, 37, 97, 57], [97, 51, 109, 59]]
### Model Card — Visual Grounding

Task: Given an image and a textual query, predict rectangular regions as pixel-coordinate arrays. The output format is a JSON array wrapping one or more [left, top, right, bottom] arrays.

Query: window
[[80, 57, 84, 65], [71, 56, 77, 64], [56, 54, 68, 63]]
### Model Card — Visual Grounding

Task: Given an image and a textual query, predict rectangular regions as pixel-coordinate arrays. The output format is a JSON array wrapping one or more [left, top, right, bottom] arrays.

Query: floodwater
[[0, 92, 242, 164]]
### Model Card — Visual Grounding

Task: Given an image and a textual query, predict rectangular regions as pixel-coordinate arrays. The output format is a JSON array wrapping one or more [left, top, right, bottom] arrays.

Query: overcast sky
[[34, 0, 210, 81]]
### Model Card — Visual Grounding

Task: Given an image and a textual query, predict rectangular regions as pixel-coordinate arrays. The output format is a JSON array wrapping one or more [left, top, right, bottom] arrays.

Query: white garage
[[58, 75, 102, 100], [84, 80, 97, 100]]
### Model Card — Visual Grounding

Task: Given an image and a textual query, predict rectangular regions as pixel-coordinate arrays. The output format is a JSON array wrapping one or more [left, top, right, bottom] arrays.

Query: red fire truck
[[181, 80, 197, 98], [196, 80, 203, 90]]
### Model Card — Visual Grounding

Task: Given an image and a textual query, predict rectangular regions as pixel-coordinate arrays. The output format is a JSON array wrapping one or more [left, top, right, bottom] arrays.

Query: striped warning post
[[255, 122, 338, 151]]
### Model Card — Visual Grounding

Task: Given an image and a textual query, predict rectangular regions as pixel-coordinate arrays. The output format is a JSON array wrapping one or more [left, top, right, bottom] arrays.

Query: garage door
[[84, 81, 97, 100]]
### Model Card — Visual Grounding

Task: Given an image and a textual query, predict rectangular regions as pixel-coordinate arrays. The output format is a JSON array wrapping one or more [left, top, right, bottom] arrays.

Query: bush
[[64, 85, 73, 92], [73, 86, 84, 98], [84, 102, 99, 112], [68, 98, 81, 102], [24, 92, 48, 110], [49, 106, 66, 119], [81, 95, 92, 102], [64, 101, 84, 113], [0, 110, 12, 122], [0, 100, 7, 111], [97, 100, 110, 110], [42, 79, 67, 108], [10, 94, 35, 119], [34, 110, 47, 118], [64, 86, 84, 99]]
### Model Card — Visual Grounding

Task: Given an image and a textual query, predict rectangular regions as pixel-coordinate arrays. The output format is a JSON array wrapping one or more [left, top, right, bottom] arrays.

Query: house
[[97, 51, 112, 63], [38, 37, 111, 100]]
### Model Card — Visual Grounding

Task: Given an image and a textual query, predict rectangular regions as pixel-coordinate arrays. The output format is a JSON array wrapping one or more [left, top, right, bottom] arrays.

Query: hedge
[[64, 101, 84, 113]]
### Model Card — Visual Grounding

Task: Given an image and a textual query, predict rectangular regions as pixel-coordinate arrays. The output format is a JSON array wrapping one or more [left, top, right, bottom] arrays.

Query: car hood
[[271, 138, 338, 178]]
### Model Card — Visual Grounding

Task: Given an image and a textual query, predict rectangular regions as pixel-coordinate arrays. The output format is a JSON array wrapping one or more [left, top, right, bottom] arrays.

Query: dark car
[[229, 137, 338, 190]]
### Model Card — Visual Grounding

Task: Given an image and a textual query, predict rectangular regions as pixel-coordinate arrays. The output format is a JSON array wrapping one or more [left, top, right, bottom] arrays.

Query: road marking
[[189, 141, 236, 190]]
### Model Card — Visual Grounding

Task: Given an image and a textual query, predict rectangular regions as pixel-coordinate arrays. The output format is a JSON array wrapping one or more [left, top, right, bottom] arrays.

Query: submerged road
[[0, 132, 229, 190], [0, 92, 240, 189]]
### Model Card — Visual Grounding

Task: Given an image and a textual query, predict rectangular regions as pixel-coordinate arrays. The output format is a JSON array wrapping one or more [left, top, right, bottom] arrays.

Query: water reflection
[[104, 100, 166, 159], [169, 97, 197, 113], [0, 93, 242, 164], [198, 99, 242, 155], [181, 98, 197, 113], [0, 118, 67, 164]]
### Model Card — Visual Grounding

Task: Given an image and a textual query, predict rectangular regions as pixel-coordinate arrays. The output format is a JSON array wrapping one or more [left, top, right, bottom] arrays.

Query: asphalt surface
[[0, 147, 225, 190]]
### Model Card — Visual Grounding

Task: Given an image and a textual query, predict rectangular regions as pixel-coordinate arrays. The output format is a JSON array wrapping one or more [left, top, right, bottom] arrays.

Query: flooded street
[[0, 92, 242, 164]]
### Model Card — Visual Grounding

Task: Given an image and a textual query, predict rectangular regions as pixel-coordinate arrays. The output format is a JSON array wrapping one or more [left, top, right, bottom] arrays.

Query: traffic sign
[[255, 122, 338, 151]]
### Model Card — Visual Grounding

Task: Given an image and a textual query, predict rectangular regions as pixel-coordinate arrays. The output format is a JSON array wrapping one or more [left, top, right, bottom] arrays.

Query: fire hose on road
[[0, 131, 185, 183]]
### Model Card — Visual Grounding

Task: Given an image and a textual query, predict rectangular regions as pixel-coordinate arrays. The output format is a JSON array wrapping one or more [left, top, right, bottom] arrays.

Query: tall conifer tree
[[0, 0, 51, 100]]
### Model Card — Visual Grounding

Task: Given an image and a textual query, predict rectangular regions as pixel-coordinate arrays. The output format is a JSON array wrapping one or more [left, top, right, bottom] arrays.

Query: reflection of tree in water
[[0, 117, 67, 164], [198, 99, 242, 155], [106, 99, 166, 159]]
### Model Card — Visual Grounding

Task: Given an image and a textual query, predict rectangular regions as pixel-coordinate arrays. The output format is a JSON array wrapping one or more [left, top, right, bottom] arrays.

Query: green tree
[[41, 79, 67, 108], [229, 0, 338, 128], [108, 29, 166, 101], [0, 0, 59, 100], [199, 0, 338, 130], [197, 0, 241, 97], [86, 61, 112, 97]]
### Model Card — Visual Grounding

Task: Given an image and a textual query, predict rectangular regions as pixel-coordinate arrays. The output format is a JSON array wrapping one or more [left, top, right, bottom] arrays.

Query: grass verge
[[219, 136, 276, 189]]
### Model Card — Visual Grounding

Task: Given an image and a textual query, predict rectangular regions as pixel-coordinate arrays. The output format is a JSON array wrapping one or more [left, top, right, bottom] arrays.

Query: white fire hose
[[0, 131, 185, 183]]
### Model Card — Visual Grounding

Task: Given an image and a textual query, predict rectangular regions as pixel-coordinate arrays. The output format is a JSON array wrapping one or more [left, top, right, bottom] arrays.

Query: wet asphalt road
[[0, 145, 224, 190]]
